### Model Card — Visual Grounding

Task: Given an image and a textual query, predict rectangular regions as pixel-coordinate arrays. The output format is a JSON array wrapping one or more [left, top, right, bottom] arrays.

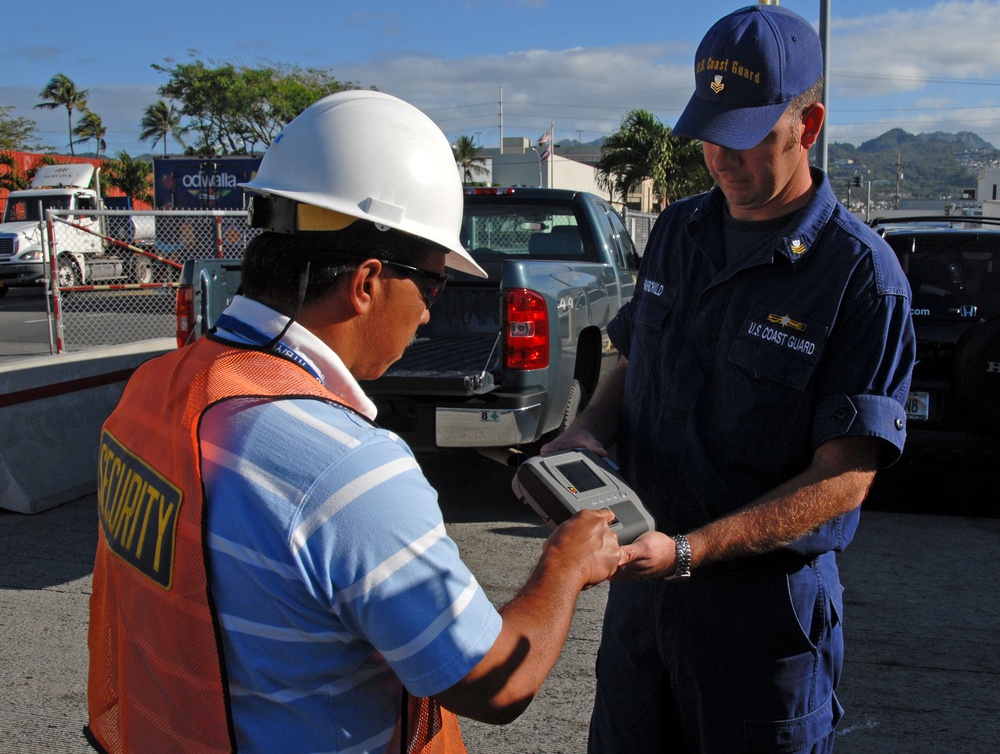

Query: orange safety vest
[[85, 336, 466, 754]]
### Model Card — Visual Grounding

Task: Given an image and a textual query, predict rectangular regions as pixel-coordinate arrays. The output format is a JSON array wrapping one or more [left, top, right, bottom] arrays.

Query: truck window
[[886, 233, 999, 319], [3, 196, 72, 223], [462, 200, 598, 263], [607, 209, 640, 270]]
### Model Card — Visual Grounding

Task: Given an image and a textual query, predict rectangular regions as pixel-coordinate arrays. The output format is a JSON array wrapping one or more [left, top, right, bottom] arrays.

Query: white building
[[468, 137, 656, 212], [979, 167, 1000, 218]]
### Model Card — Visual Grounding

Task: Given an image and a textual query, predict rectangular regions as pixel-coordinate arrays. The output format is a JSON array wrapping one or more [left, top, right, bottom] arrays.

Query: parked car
[[870, 215, 1000, 467]]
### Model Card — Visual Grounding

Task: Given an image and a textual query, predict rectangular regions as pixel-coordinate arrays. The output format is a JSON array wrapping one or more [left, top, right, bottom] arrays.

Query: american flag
[[537, 131, 552, 161]]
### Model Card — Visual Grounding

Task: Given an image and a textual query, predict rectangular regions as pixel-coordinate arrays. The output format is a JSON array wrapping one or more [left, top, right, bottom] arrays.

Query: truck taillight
[[505, 289, 549, 369], [464, 187, 516, 196], [175, 286, 194, 347]]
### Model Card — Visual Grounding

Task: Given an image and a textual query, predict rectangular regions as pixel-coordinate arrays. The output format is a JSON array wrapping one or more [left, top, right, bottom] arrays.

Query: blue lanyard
[[215, 312, 323, 383]]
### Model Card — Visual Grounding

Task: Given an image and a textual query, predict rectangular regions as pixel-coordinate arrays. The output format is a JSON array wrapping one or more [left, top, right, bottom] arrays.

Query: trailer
[[152, 156, 263, 259]]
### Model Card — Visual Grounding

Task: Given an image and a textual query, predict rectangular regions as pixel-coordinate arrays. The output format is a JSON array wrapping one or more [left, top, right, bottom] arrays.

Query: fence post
[[44, 208, 64, 354]]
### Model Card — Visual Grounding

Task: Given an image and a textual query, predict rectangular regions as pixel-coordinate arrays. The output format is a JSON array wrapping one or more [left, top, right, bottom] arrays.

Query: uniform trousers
[[588, 551, 845, 753]]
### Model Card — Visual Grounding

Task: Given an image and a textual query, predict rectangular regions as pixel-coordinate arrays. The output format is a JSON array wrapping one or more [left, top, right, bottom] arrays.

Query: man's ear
[[345, 260, 381, 315], [800, 103, 825, 149]]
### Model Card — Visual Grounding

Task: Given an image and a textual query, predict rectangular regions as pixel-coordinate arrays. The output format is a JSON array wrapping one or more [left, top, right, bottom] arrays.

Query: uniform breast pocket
[[633, 285, 676, 329], [728, 338, 817, 391], [728, 303, 829, 391], [625, 285, 677, 406]]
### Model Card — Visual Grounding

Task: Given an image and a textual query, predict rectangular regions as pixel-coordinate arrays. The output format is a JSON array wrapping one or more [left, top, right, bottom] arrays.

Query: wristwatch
[[664, 533, 692, 580]]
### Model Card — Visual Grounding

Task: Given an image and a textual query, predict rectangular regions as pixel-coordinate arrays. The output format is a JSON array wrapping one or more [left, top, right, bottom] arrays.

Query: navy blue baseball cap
[[673, 4, 823, 150]]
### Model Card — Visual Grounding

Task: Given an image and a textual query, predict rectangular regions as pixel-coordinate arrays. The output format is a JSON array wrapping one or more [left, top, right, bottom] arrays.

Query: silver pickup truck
[[175, 187, 639, 462]]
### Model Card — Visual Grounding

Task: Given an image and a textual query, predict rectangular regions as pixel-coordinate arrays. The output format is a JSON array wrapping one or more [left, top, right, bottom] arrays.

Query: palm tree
[[103, 150, 153, 205], [139, 100, 186, 156], [72, 110, 107, 155], [666, 137, 713, 205], [595, 109, 711, 211], [0, 152, 30, 192], [595, 110, 670, 209], [35, 73, 89, 156], [452, 135, 488, 185]]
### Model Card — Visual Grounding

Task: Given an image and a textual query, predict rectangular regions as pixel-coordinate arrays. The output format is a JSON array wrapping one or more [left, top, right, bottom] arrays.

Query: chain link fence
[[37, 207, 655, 353], [623, 210, 658, 257], [43, 209, 257, 352]]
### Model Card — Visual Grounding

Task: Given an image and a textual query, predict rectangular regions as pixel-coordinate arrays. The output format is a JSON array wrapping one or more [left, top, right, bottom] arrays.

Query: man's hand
[[539, 425, 607, 457], [544, 508, 620, 588], [615, 531, 677, 579]]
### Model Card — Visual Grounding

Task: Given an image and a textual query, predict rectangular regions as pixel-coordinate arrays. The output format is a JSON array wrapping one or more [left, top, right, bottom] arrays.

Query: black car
[[870, 216, 1000, 474]]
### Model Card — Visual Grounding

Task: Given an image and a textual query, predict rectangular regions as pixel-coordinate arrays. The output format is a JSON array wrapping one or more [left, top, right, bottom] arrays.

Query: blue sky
[[5, 0, 1000, 156]]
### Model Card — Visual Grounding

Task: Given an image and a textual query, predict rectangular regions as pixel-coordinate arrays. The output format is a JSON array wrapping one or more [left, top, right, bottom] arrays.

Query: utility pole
[[817, 0, 830, 173], [498, 87, 504, 155], [548, 121, 554, 188], [895, 153, 903, 210]]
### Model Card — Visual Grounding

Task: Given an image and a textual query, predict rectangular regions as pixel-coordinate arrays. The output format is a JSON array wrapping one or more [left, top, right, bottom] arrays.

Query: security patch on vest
[[98, 429, 182, 589]]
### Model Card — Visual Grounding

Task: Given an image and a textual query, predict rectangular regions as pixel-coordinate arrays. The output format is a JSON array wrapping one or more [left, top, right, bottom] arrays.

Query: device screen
[[557, 459, 605, 493]]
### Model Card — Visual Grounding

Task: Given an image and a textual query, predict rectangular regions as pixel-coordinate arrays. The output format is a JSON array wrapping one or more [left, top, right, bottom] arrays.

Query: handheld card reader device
[[512, 449, 655, 545]]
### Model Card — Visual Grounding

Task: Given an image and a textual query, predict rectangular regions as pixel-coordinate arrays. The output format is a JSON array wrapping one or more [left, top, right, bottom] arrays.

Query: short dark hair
[[790, 77, 824, 116], [241, 221, 439, 314]]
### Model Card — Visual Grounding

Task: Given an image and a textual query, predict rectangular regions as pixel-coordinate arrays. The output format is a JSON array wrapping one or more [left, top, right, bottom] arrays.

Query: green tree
[[103, 150, 153, 205], [72, 109, 107, 155], [0, 153, 58, 193], [452, 134, 488, 184], [596, 109, 711, 210], [0, 152, 30, 192], [0, 106, 42, 151], [139, 100, 187, 156], [666, 137, 713, 204], [152, 57, 365, 155], [35, 73, 89, 156]]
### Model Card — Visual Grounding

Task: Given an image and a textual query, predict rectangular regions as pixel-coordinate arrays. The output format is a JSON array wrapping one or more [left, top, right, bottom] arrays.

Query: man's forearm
[[617, 436, 882, 579], [687, 436, 880, 568], [434, 509, 619, 723]]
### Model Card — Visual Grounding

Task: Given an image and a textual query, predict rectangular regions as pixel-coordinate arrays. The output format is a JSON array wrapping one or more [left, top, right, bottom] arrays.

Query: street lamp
[[528, 147, 543, 187]]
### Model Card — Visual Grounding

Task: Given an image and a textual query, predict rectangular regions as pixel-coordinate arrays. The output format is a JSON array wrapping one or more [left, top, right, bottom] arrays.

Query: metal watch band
[[665, 533, 692, 580]]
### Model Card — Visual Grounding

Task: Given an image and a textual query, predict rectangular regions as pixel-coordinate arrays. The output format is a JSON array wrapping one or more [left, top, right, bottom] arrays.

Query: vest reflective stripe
[[87, 338, 340, 753]]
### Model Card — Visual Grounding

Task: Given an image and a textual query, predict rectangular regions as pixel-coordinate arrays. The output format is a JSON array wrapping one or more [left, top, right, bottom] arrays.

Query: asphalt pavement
[[1, 453, 998, 753]]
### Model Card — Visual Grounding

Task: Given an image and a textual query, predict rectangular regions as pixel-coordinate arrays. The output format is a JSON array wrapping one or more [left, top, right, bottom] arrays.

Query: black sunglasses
[[379, 260, 449, 309]]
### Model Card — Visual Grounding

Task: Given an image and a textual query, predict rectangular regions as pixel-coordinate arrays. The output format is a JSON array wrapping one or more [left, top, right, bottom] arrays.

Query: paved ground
[[1, 455, 998, 753]]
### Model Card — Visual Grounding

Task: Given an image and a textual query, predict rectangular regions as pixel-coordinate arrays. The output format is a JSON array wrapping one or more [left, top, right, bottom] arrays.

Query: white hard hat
[[241, 90, 486, 278]]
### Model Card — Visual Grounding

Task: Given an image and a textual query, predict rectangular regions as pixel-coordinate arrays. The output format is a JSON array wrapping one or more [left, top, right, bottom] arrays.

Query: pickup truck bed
[[176, 188, 639, 461]]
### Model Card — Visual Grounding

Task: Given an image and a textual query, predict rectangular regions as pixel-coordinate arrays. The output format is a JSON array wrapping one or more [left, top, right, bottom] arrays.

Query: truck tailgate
[[365, 333, 500, 395]]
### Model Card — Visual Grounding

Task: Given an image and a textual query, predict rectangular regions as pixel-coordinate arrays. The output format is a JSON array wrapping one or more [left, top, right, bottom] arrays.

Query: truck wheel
[[558, 379, 588, 434], [952, 315, 1000, 435], [134, 258, 155, 285], [57, 255, 81, 288], [0, 286, 8, 298]]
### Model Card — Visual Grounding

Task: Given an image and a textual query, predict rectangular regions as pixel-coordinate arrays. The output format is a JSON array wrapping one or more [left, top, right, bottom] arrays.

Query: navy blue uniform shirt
[[608, 169, 915, 557]]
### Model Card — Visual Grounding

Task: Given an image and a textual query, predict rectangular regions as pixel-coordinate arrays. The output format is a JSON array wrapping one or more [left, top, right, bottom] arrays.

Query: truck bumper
[[0, 263, 45, 286], [436, 401, 544, 447], [371, 389, 548, 452]]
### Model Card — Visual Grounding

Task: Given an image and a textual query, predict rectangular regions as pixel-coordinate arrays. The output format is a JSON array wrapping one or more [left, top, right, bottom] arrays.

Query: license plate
[[905, 391, 929, 421]]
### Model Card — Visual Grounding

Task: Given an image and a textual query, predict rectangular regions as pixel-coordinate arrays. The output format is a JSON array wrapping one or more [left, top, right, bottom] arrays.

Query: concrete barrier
[[0, 339, 175, 514]]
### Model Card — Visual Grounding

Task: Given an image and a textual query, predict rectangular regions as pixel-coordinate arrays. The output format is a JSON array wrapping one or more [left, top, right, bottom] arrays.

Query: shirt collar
[[215, 295, 378, 421], [691, 167, 838, 266]]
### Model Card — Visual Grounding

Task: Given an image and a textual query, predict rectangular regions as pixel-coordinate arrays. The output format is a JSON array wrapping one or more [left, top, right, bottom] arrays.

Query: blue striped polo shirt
[[201, 296, 502, 753]]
